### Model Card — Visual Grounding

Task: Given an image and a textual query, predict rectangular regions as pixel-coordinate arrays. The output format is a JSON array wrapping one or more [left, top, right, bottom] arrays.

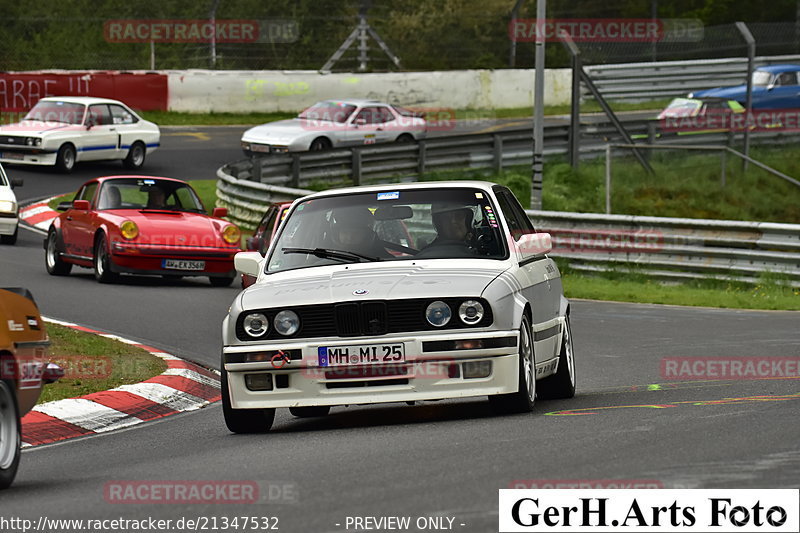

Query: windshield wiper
[[282, 247, 381, 263]]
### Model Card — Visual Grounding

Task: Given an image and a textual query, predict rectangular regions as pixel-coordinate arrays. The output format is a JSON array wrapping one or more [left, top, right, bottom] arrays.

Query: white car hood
[[241, 261, 510, 309], [0, 120, 74, 135], [242, 118, 344, 142]]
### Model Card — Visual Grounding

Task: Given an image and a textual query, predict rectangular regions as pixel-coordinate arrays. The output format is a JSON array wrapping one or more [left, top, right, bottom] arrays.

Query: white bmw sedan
[[0, 96, 160, 173], [240, 99, 427, 155], [222, 181, 576, 433]]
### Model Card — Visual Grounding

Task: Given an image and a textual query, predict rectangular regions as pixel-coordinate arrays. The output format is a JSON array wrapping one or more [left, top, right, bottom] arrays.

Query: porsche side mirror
[[72, 199, 90, 211], [234, 251, 262, 278], [55, 201, 72, 212], [212, 207, 228, 218]]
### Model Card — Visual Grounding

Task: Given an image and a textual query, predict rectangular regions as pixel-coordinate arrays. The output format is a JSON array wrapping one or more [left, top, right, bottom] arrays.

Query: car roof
[[38, 96, 128, 106], [91, 175, 189, 185], [315, 98, 390, 107], [299, 181, 500, 200], [756, 64, 800, 73]]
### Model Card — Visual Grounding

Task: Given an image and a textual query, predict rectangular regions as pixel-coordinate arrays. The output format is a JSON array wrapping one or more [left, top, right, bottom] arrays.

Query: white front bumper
[[0, 152, 57, 166], [0, 215, 18, 235], [224, 330, 520, 408]]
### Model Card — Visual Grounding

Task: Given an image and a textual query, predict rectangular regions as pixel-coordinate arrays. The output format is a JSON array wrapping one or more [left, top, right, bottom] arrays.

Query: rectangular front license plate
[[318, 344, 405, 367], [251, 144, 270, 153], [0, 152, 24, 160], [162, 259, 205, 271]]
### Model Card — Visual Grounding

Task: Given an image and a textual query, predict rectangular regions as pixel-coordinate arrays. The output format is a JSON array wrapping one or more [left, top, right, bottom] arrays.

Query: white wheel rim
[[132, 146, 144, 165], [521, 322, 535, 401], [46, 234, 57, 268], [64, 149, 74, 169], [96, 241, 106, 277], [0, 382, 18, 470]]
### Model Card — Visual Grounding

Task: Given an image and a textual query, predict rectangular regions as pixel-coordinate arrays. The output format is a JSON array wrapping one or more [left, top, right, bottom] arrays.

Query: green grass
[[38, 322, 167, 403], [560, 268, 800, 311]]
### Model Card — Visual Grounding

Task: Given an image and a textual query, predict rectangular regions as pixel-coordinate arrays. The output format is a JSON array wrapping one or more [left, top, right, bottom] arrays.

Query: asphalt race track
[[0, 126, 798, 532]]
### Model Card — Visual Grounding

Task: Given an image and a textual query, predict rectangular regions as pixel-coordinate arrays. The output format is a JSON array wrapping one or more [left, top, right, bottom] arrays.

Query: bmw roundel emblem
[[353, 289, 369, 295]]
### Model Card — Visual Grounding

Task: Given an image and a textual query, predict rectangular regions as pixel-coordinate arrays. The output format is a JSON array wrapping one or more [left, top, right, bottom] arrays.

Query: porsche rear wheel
[[221, 367, 275, 433], [0, 379, 21, 490], [45, 229, 72, 275], [55, 144, 76, 173], [489, 314, 536, 414], [93, 233, 119, 283], [537, 314, 576, 400], [123, 142, 146, 170], [289, 406, 331, 418]]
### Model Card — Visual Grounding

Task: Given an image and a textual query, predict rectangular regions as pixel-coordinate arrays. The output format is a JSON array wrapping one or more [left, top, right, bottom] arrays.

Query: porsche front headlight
[[120, 220, 138, 240], [222, 224, 241, 245]]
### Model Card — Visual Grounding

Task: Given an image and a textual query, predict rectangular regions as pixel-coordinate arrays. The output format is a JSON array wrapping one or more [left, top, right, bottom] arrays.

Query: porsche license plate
[[163, 259, 205, 271], [318, 344, 405, 367]]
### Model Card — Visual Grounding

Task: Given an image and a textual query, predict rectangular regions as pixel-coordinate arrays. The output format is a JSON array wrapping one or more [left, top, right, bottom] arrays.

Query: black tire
[[0, 225, 17, 245], [395, 133, 415, 143], [289, 406, 331, 418], [309, 137, 331, 151], [221, 367, 275, 434], [537, 314, 577, 400], [209, 276, 235, 287], [93, 233, 119, 283], [123, 142, 146, 170], [489, 314, 536, 414], [45, 229, 72, 275], [55, 144, 76, 173], [0, 379, 21, 490]]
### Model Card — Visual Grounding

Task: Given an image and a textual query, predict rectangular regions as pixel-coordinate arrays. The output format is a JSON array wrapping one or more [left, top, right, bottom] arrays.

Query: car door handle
[[66, 216, 72, 221]]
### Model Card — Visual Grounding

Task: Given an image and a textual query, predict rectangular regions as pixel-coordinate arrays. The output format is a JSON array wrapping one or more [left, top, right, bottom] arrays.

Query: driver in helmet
[[428, 202, 475, 249], [330, 206, 391, 259]]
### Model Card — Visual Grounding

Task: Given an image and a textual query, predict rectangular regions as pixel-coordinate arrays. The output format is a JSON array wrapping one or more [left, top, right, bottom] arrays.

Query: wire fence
[[1, 1, 800, 72]]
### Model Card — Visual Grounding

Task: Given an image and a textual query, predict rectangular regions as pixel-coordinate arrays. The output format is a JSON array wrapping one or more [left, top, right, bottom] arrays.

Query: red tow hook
[[271, 350, 291, 369]]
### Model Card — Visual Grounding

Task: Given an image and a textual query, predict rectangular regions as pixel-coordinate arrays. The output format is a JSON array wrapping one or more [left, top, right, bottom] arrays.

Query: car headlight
[[425, 301, 452, 327], [458, 300, 484, 325], [241, 141, 251, 150], [273, 310, 300, 336], [120, 220, 138, 240], [242, 313, 269, 338], [222, 224, 241, 245], [25, 137, 42, 147], [0, 200, 16, 214]]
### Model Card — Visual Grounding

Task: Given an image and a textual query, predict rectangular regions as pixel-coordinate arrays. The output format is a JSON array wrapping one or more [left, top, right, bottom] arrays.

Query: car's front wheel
[[55, 144, 76, 173], [289, 406, 331, 418], [309, 137, 331, 151], [0, 379, 21, 490], [93, 233, 119, 283], [45, 229, 72, 275], [123, 142, 146, 170], [221, 367, 275, 433], [537, 314, 576, 400], [489, 314, 536, 414]]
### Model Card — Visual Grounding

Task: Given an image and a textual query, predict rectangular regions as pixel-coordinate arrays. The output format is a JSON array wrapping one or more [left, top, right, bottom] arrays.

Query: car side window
[[376, 107, 395, 123], [355, 107, 382, 125], [257, 206, 279, 255], [109, 105, 137, 125], [87, 105, 113, 126], [494, 189, 534, 241], [77, 183, 99, 207]]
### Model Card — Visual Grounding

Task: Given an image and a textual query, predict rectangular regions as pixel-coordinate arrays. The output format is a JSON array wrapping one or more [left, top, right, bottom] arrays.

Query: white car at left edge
[[0, 96, 160, 173], [0, 163, 21, 245]]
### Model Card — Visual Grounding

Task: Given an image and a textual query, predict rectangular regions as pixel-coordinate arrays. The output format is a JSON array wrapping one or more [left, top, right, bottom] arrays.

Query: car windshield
[[297, 102, 357, 123], [661, 98, 702, 117], [266, 188, 508, 274], [96, 178, 206, 212], [23, 101, 85, 124], [752, 70, 773, 87]]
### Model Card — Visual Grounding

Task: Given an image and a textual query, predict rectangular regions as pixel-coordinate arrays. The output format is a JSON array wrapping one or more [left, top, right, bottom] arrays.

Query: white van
[[0, 163, 21, 245]]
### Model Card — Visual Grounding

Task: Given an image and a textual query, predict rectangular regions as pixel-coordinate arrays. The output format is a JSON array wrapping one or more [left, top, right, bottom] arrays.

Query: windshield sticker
[[475, 192, 484, 199], [142, 179, 155, 185], [484, 205, 500, 228], [377, 192, 400, 201]]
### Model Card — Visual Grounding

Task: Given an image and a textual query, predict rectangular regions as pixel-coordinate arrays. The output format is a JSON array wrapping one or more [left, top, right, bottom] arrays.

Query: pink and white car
[[0, 96, 160, 173]]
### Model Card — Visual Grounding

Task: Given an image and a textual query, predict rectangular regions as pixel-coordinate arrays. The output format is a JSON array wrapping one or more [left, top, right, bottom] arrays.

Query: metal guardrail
[[584, 53, 800, 101], [214, 172, 800, 287], [220, 115, 800, 189]]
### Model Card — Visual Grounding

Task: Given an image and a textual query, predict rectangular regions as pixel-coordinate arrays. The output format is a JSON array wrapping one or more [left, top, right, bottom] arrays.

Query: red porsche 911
[[44, 176, 241, 286]]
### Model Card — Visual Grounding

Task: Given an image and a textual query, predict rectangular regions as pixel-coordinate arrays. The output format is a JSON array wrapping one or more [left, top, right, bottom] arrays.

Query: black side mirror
[[55, 201, 72, 212], [10, 178, 23, 189]]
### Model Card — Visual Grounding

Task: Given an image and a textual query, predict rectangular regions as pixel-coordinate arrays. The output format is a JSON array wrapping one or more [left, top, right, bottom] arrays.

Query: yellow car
[[0, 288, 62, 489]]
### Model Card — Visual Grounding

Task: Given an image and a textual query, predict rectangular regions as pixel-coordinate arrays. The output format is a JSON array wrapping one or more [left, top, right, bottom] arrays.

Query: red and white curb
[[21, 318, 220, 447], [19, 200, 59, 232]]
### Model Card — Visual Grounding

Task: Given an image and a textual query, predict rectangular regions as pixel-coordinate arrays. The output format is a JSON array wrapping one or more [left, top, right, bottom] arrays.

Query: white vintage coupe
[[240, 99, 427, 155], [222, 181, 575, 433], [0, 96, 160, 173]]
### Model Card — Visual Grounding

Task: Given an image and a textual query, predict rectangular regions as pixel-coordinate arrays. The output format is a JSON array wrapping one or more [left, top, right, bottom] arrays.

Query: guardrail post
[[646, 122, 657, 162], [290, 154, 301, 188], [352, 149, 362, 186], [417, 140, 426, 176], [605, 144, 612, 214], [493, 134, 503, 173], [250, 156, 262, 182], [721, 149, 727, 188]]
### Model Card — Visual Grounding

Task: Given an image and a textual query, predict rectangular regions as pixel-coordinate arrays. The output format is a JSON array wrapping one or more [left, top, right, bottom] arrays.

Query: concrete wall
[[166, 68, 571, 113]]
